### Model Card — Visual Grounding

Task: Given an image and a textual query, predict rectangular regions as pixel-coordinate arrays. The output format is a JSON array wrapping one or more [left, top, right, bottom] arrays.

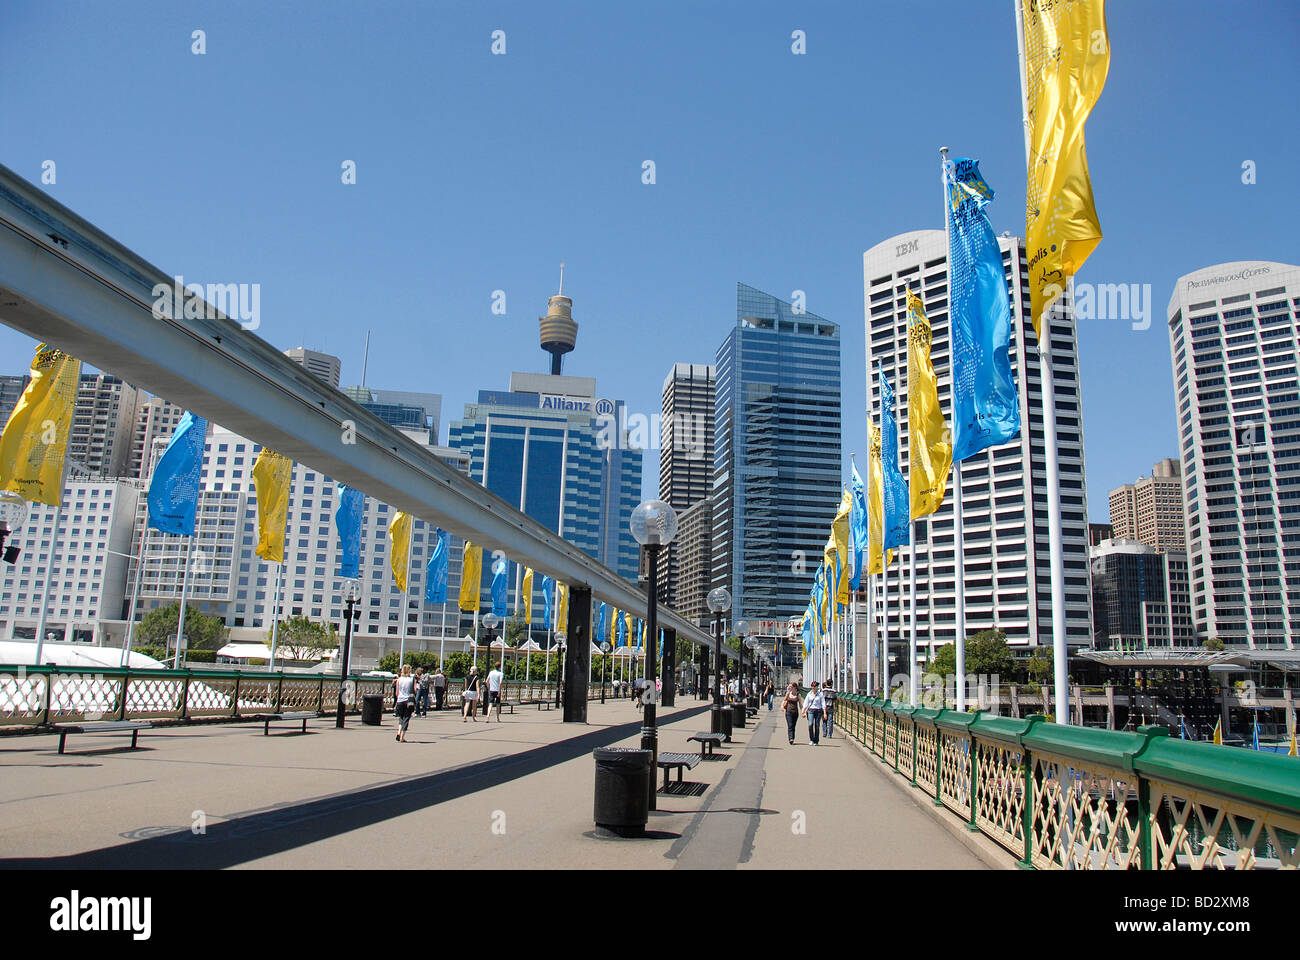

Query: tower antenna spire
[[558, 262, 565, 296]]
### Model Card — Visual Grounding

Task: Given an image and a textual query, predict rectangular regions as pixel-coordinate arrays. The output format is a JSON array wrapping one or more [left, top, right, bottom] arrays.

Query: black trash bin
[[362, 694, 383, 726], [732, 702, 746, 729], [593, 747, 651, 837], [711, 704, 733, 741]]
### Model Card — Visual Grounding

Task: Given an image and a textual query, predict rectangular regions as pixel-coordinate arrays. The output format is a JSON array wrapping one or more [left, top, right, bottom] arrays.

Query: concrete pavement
[[0, 698, 987, 869]]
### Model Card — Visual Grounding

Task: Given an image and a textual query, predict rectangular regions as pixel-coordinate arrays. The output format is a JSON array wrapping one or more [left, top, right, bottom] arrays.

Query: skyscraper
[[659, 362, 715, 607], [1108, 458, 1186, 553], [1089, 538, 1194, 649], [712, 284, 842, 623], [864, 230, 1091, 658], [128, 395, 186, 479], [1167, 260, 1300, 647], [68, 373, 141, 478], [284, 348, 342, 389]]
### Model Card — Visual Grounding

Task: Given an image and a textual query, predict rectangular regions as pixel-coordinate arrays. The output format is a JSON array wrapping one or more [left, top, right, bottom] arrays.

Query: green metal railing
[[0, 665, 615, 727], [837, 694, 1300, 870]]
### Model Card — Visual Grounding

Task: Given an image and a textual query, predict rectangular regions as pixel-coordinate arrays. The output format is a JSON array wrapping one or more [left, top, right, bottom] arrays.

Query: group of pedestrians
[[779, 679, 836, 746], [392, 663, 507, 743], [461, 664, 507, 723]]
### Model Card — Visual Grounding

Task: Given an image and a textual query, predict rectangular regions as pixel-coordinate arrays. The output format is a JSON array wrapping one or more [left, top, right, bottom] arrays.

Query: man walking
[[486, 661, 505, 722], [415, 668, 431, 717], [433, 667, 446, 711], [822, 680, 835, 738]]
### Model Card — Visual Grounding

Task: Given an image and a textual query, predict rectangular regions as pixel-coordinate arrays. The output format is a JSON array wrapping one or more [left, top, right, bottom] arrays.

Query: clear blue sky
[[2, 1, 1297, 521]]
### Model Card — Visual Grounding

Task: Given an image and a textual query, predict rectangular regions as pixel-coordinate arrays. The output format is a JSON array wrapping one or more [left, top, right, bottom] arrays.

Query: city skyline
[[1, 2, 1294, 525]]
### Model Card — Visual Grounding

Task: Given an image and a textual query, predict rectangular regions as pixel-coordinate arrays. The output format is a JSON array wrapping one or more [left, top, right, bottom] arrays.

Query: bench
[[252, 711, 317, 736], [498, 701, 519, 715], [54, 720, 152, 755], [536, 699, 554, 711], [656, 752, 701, 791], [688, 732, 727, 759]]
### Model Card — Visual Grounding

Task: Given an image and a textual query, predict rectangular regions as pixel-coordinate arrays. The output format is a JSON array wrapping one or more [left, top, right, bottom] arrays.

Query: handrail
[[840, 696, 1300, 870]]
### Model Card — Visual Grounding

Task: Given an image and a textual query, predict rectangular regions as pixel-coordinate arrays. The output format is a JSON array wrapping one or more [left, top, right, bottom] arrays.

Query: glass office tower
[[711, 283, 842, 623]]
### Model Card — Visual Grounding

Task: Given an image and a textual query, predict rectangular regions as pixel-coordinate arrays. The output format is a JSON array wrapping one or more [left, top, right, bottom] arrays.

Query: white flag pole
[[1014, 0, 1069, 723], [32, 503, 64, 664], [942, 145, 968, 713], [267, 561, 282, 672], [121, 507, 150, 666], [439, 601, 447, 669], [175, 534, 196, 668], [397, 522, 412, 670], [909, 522, 918, 706]]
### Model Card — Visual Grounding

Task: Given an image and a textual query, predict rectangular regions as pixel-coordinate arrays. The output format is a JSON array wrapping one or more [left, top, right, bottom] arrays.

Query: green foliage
[[269, 615, 337, 660], [377, 650, 441, 673], [130, 644, 169, 665], [1025, 646, 1054, 684], [1203, 636, 1225, 651], [925, 629, 1015, 680], [184, 649, 217, 663], [445, 651, 471, 678], [136, 602, 229, 651]]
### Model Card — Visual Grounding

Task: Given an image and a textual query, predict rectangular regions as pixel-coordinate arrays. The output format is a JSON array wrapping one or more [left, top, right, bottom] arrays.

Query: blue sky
[[2, 0, 1297, 521]]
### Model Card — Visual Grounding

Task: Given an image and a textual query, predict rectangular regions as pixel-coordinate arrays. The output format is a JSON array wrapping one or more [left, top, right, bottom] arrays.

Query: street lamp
[[745, 636, 759, 704], [736, 620, 749, 699], [554, 631, 567, 709], [600, 640, 611, 703], [336, 578, 362, 728], [707, 586, 731, 733], [482, 613, 499, 716], [631, 498, 677, 813]]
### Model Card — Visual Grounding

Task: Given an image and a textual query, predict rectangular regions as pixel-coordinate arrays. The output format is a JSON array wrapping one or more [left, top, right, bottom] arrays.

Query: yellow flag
[[867, 422, 895, 573], [556, 582, 569, 632], [522, 567, 534, 625], [250, 449, 292, 562], [1021, 0, 1110, 338], [610, 608, 619, 646], [822, 537, 837, 631], [832, 490, 852, 605], [1289, 731, 1297, 757], [459, 540, 482, 611], [388, 511, 412, 592], [908, 290, 952, 519], [624, 611, 634, 648], [0, 344, 81, 507], [1212, 717, 1223, 746]]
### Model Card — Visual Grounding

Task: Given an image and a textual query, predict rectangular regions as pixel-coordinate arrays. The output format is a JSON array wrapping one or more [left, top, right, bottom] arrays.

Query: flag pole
[[439, 601, 447, 669], [267, 465, 293, 672], [267, 561, 282, 672], [909, 521, 918, 705], [398, 520, 412, 670], [942, 145, 968, 713], [32, 458, 72, 664], [175, 534, 195, 668], [1014, 0, 1069, 723], [120, 502, 150, 666]]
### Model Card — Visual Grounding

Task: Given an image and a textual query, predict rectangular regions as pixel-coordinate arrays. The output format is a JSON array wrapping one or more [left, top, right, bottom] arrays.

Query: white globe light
[[340, 578, 362, 603], [0, 491, 28, 532], [483, 613, 499, 629], [706, 586, 731, 613], [629, 499, 678, 547]]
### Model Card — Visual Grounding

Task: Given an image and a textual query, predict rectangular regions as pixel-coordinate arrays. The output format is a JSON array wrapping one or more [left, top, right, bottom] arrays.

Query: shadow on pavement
[[1, 705, 709, 869]]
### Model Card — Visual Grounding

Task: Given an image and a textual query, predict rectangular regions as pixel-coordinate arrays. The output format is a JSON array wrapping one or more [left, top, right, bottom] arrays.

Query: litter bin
[[362, 694, 383, 726], [711, 704, 733, 741], [732, 702, 746, 729], [593, 747, 651, 837]]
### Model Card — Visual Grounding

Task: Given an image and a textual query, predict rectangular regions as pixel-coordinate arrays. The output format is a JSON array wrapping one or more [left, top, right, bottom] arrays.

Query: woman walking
[[781, 681, 802, 745], [801, 680, 826, 746], [394, 665, 415, 743], [763, 677, 775, 712], [462, 666, 481, 722]]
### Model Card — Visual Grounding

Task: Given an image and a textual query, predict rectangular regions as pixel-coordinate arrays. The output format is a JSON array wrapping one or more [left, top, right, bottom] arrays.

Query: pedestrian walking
[[486, 662, 504, 722], [415, 668, 431, 717], [781, 682, 801, 745], [801, 680, 825, 746], [763, 678, 775, 712], [462, 667, 481, 722], [822, 680, 835, 738], [394, 665, 415, 742], [433, 667, 446, 711]]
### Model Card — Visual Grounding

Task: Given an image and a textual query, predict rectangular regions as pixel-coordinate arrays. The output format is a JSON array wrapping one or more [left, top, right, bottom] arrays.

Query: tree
[[1025, 647, 1054, 685], [268, 615, 336, 661], [445, 651, 471, 678], [378, 650, 439, 673], [136, 602, 228, 652], [1203, 636, 1225, 652], [925, 629, 1014, 680]]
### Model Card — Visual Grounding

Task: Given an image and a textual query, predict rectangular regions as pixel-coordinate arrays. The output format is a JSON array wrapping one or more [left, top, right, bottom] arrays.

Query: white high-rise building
[[1167, 260, 1300, 648], [284, 348, 342, 389], [129, 424, 470, 667], [128, 396, 186, 479], [69, 373, 141, 477], [863, 230, 1092, 663], [0, 480, 143, 645]]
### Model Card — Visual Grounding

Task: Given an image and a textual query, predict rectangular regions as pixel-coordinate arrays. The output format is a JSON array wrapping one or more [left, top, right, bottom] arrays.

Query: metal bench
[[251, 711, 317, 735], [656, 751, 701, 791], [498, 701, 519, 715], [688, 732, 727, 759], [54, 720, 152, 755], [535, 699, 554, 711]]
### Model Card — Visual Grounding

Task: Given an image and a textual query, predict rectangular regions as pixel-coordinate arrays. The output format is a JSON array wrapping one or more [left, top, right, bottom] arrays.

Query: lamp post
[[483, 613, 498, 715], [707, 586, 731, 733], [554, 631, 567, 709], [336, 578, 362, 728], [631, 499, 677, 813], [600, 640, 610, 703], [736, 620, 749, 700], [0, 491, 28, 565], [746, 636, 758, 703]]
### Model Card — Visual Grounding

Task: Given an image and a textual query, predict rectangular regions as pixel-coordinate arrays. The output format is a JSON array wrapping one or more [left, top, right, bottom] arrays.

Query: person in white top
[[801, 680, 826, 746], [394, 665, 416, 743], [486, 664, 505, 721]]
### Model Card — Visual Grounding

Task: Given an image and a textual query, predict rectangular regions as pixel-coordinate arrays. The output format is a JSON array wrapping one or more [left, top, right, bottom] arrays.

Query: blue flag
[[597, 603, 607, 645], [879, 365, 910, 549], [947, 158, 1020, 461], [147, 410, 206, 536], [617, 613, 626, 648], [425, 527, 449, 603], [850, 464, 868, 589], [491, 556, 508, 617], [659, 627, 664, 659], [334, 484, 364, 578], [541, 576, 554, 629], [802, 605, 814, 655]]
